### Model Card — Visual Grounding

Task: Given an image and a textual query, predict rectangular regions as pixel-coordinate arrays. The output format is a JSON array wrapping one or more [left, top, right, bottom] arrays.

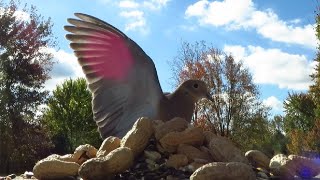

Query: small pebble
[[257, 172, 269, 179], [144, 150, 161, 161], [23, 171, 34, 178], [7, 174, 15, 179], [145, 158, 156, 165]]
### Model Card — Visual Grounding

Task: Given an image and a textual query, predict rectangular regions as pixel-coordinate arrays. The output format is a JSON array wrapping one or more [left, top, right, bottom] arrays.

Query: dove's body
[[65, 13, 212, 138]]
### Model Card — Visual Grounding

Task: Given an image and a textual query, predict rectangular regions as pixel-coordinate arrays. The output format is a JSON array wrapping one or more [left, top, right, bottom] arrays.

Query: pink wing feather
[[65, 13, 163, 138]]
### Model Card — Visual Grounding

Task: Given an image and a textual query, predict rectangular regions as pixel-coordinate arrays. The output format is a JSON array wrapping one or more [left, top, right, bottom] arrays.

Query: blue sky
[[3, 0, 318, 116]]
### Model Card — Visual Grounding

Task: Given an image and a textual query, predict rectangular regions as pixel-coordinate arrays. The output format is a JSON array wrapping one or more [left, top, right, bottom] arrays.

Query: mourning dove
[[65, 13, 212, 138]]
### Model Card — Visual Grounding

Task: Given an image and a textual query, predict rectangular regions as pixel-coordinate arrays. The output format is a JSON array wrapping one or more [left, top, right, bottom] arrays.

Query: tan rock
[[270, 154, 320, 179], [159, 127, 204, 153], [257, 171, 269, 179], [166, 154, 189, 169], [37, 153, 83, 165], [73, 144, 97, 164], [154, 117, 188, 140], [177, 144, 212, 162], [245, 150, 270, 169], [120, 117, 154, 156], [45, 154, 76, 163], [96, 136, 121, 157], [288, 155, 320, 178], [152, 119, 164, 129], [188, 162, 206, 172], [199, 146, 210, 154], [207, 134, 249, 164], [269, 154, 295, 179], [190, 162, 255, 180], [58, 154, 77, 163], [166, 175, 179, 180], [193, 158, 210, 164], [78, 147, 134, 179], [144, 150, 161, 161], [95, 150, 107, 159], [199, 146, 212, 160], [33, 156, 80, 179], [203, 131, 217, 145], [45, 154, 61, 159], [147, 163, 160, 171], [269, 154, 289, 171], [145, 158, 156, 165], [156, 143, 169, 153]]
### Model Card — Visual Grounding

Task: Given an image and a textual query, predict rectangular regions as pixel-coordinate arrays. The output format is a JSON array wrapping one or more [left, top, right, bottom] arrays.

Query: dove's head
[[180, 80, 213, 102]]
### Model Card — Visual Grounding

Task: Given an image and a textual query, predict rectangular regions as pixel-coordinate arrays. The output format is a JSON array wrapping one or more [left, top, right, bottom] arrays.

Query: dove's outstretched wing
[[65, 13, 163, 138]]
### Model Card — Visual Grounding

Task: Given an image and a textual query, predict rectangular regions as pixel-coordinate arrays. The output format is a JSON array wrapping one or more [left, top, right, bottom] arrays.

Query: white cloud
[[119, 0, 140, 8], [120, 10, 144, 18], [117, 0, 170, 34], [185, 0, 317, 49], [43, 48, 83, 91], [185, 0, 208, 18], [143, 0, 170, 11], [179, 24, 197, 31], [223, 45, 246, 62], [263, 96, 284, 113], [14, 11, 30, 21], [289, 18, 301, 24], [119, 10, 149, 34], [247, 10, 317, 49], [186, 0, 254, 27], [98, 0, 112, 4], [45, 77, 71, 92], [224, 45, 316, 90], [0, 8, 30, 22]]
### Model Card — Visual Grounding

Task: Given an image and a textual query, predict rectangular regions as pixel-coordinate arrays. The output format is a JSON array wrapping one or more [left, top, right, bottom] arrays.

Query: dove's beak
[[206, 93, 214, 102]]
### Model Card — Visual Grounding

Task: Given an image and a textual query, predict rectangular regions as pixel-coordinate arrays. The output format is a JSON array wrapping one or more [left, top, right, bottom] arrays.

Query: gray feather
[[65, 13, 164, 138]]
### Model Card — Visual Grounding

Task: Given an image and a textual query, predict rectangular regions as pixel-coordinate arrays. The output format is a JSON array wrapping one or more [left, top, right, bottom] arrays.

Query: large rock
[[96, 136, 121, 157], [33, 156, 80, 179], [120, 117, 154, 156], [288, 155, 320, 179], [269, 154, 320, 179], [269, 154, 294, 179], [73, 144, 98, 164], [166, 154, 189, 169], [159, 127, 204, 153], [177, 144, 212, 163], [245, 150, 270, 169], [46, 154, 75, 163], [203, 131, 216, 145], [206, 133, 249, 164], [188, 162, 206, 172], [190, 162, 255, 180], [79, 147, 134, 179], [154, 117, 188, 140]]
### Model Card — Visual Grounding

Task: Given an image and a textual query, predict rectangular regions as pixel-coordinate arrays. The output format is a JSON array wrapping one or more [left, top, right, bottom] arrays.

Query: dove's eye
[[193, 83, 198, 89]]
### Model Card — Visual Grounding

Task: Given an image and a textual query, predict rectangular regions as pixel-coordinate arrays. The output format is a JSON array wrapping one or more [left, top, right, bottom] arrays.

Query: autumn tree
[[310, 6, 320, 119], [302, 6, 320, 154], [286, 129, 305, 155], [284, 6, 320, 155], [304, 119, 320, 153], [42, 78, 101, 154], [0, 0, 55, 173], [171, 41, 270, 150]]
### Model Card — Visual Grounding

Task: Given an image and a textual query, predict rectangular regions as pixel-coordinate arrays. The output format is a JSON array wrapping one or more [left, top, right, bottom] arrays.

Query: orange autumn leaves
[[287, 119, 320, 155], [180, 61, 207, 81]]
